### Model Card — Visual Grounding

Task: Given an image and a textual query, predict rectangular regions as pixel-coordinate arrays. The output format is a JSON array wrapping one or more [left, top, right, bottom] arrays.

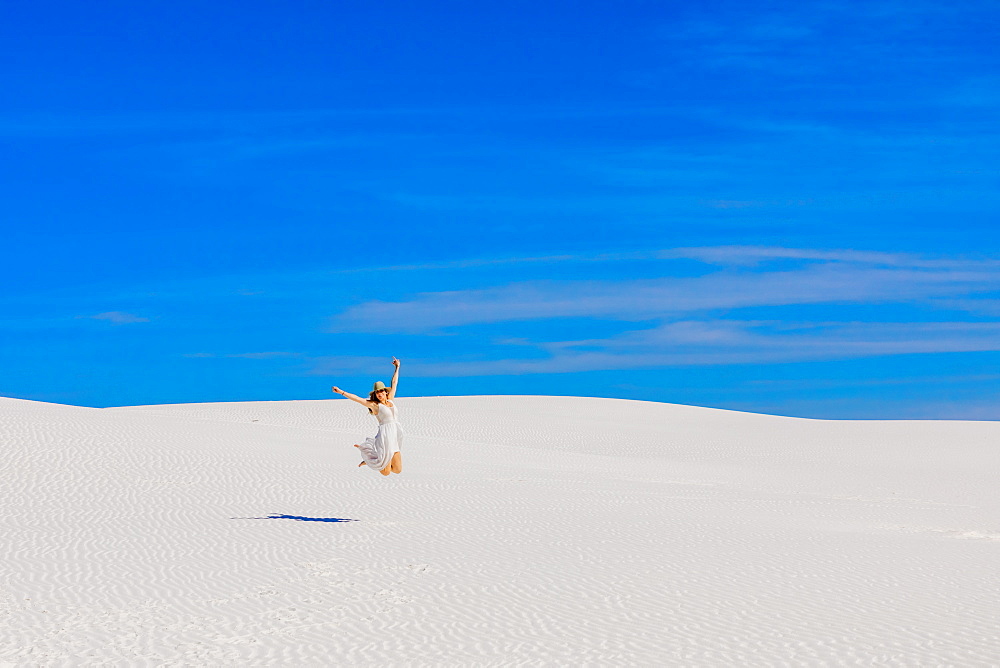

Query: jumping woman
[[332, 357, 403, 476]]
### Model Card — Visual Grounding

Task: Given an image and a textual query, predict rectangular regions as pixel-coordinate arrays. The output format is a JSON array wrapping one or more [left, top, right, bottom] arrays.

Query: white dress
[[357, 401, 403, 471]]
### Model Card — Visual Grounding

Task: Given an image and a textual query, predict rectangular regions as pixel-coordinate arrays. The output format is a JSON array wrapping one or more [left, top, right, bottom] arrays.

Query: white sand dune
[[2, 394, 999, 666]]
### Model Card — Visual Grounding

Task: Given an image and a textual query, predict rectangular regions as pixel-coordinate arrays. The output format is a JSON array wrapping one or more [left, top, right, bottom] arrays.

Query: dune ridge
[[2, 395, 998, 665]]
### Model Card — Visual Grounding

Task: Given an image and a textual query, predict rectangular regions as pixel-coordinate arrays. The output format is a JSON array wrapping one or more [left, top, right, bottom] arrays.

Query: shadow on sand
[[234, 514, 359, 523]]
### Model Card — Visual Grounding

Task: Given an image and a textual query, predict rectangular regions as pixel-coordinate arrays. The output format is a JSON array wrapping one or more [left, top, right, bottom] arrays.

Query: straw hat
[[368, 381, 391, 403]]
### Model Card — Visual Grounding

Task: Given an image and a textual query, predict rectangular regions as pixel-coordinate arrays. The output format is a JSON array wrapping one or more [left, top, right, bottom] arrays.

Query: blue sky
[[2, 0, 998, 418]]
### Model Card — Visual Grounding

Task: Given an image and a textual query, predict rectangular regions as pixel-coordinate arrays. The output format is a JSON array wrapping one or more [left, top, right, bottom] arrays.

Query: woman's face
[[376, 389, 388, 401]]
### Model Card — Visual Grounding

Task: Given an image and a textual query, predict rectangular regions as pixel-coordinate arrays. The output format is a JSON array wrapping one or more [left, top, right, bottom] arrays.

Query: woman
[[332, 357, 403, 476]]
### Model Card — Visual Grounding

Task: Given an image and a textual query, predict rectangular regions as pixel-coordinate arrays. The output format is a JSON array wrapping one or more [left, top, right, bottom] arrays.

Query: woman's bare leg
[[390, 452, 402, 474], [353, 445, 367, 468]]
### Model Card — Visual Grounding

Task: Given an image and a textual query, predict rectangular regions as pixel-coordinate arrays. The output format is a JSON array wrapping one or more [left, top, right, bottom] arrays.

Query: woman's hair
[[367, 389, 385, 414]]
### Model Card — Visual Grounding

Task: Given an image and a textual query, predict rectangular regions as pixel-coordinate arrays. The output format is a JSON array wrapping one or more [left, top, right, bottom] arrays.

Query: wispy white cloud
[[660, 1, 975, 78], [703, 199, 813, 209], [315, 247, 1000, 378], [657, 246, 1000, 269], [548, 319, 1000, 359], [227, 352, 300, 360], [85, 311, 150, 325], [744, 391, 1000, 421], [323, 245, 997, 277], [0, 108, 450, 139], [329, 250, 1000, 334], [745, 372, 1000, 392], [307, 356, 395, 377], [181, 351, 300, 360], [317, 320, 1000, 378]]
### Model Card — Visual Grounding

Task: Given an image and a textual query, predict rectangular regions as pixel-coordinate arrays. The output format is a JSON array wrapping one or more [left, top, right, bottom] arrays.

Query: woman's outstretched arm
[[332, 386, 375, 410], [388, 357, 400, 400]]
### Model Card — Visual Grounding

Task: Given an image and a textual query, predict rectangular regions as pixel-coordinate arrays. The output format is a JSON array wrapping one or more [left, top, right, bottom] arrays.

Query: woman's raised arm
[[388, 357, 400, 400], [332, 386, 375, 410]]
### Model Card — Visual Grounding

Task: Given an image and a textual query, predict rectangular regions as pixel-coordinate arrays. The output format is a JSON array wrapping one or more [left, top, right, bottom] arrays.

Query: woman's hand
[[332, 386, 343, 395], [391, 357, 400, 368]]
